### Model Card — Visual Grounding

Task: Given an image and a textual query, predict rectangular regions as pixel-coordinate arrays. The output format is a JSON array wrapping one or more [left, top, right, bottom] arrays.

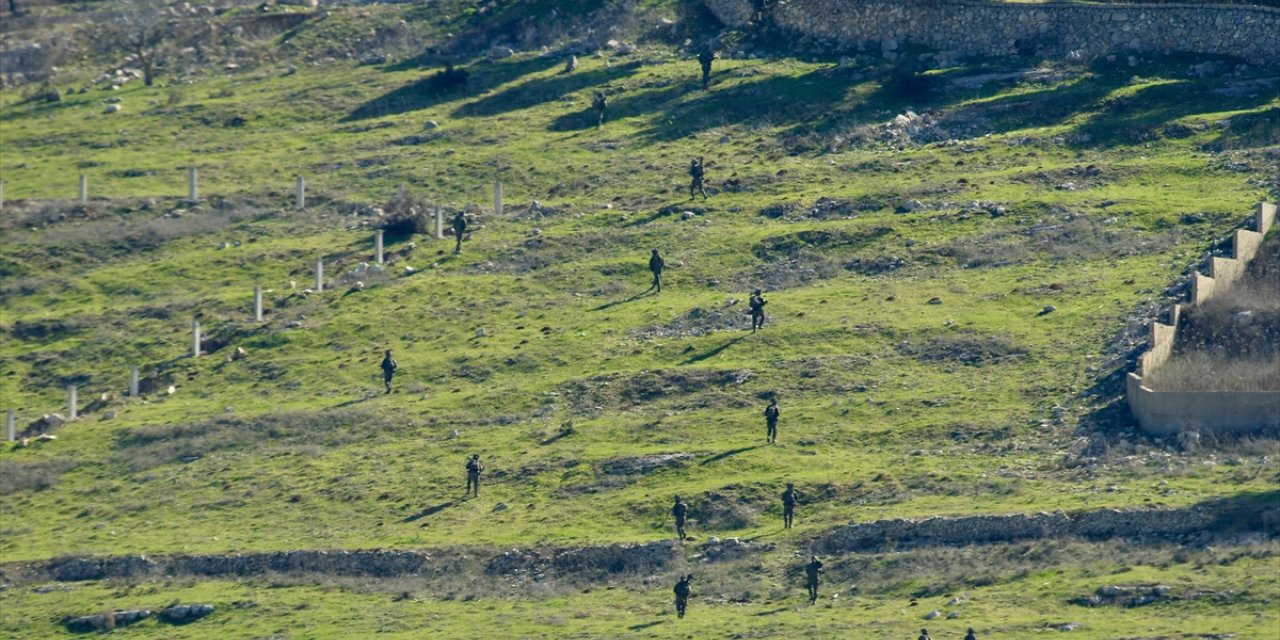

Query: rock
[[158, 603, 214, 625], [563, 55, 577, 73], [231, 346, 248, 361], [1055, 622, 1081, 631], [447, 429, 460, 439], [924, 609, 941, 620], [896, 199, 924, 214], [424, 120, 439, 129], [492, 503, 509, 512], [718, 135, 731, 144], [1232, 310, 1253, 326], [1041, 305, 1057, 315], [927, 297, 943, 305], [487, 46, 514, 60], [278, 0, 317, 7], [403, 265, 416, 275], [947, 611, 960, 619], [103, 104, 122, 114], [166, 385, 177, 395], [476, 327, 486, 338], [102, 411, 116, 420], [64, 610, 152, 632], [353, 281, 366, 290], [1177, 430, 1200, 453], [27, 413, 66, 434]]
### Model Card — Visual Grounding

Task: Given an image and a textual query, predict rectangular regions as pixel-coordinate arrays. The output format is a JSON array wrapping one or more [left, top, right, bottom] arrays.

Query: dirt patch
[[1013, 164, 1126, 191], [753, 227, 894, 261], [631, 302, 749, 339], [0, 457, 79, 493], [933, 216, 1173, 268], [556, 369, 753, 413], [113, 410, 404, 472], [600, 453, 695, 476], [897, 331, 1027, 366]]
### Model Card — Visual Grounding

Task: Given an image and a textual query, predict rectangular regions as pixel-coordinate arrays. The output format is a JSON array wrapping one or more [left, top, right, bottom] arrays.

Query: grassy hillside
[[1, 2, 1278, 637]]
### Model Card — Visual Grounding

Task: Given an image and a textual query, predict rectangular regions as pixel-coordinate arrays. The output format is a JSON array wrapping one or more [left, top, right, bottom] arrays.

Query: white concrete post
[[188, 166, 199, 203], [129, 365, 140, 397], [435, 207, 444, 240], [67, 385, 78, 420], [192, 319, 201, 357], [494, 178, 503, 216], [78, 174, 88, 204], [254, 286, 264, 322], [5, 409, 14, 442], [295, 176, 306, 210], [375, 230, 384, 264], [315, 258, 324, 292]]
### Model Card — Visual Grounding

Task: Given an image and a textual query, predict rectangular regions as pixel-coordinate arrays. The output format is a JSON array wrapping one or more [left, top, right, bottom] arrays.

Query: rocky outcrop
[[704, 0, 1280, 67]]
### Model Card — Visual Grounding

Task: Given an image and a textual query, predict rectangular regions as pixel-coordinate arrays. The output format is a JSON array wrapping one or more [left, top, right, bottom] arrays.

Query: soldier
[[781, 482, 796, 529], [764, 398, 780, 444], [380, 349, 398, 394], [749, 288, 767, 332], [672, 495, 689, 540], [805, 555, 824, 604], [688, 157, 707, 200], [964, 629, 978, 640], [592, 92, 608, 128], [451, 211, 467, 255], [698, 47, 715, 90], [465, 454, 483, 497], [648, 249, 665, 293], [918, 629, 932, 640], [673, 574, 692, 619]]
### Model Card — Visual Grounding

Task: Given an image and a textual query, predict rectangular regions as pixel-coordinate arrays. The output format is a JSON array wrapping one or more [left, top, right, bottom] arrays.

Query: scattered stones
[[103, 104, 122, 114], [424, 120, 439, 130], [924, 609, 941, 620], [927, 297, 943, 305]]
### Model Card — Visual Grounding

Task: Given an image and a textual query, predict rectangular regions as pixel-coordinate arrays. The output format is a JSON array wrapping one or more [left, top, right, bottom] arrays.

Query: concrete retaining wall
[[1127, 202, 1279, 435], [703, 0, 1280, 67]]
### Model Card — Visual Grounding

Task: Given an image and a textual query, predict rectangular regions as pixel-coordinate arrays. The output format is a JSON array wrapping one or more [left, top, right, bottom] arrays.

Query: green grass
[[1, 3, 1278, 637]]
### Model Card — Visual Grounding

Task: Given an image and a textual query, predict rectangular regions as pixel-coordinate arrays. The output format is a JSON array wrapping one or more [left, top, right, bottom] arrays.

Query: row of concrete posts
[[2, 175, 510, 437], [0, 173, 506, 214]]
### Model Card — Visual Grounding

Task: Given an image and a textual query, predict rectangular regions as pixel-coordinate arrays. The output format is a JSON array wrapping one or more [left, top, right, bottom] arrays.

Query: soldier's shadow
[[681, 335, 746, 365], [590, 289, 653, 311], [402, 502, 455, 523]]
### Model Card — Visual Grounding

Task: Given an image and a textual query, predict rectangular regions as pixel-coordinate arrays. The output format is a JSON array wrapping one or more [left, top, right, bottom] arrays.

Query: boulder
[[159, 603, 215, 625]]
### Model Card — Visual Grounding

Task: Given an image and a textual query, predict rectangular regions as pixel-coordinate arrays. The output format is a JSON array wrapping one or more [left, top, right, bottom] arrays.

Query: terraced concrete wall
[[1127, 202, 1279, 436], [704, 0, 1280, 66], [1193, 202, 1277, 304]]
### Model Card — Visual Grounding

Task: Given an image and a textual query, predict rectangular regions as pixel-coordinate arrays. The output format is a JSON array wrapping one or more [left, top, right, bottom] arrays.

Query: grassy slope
[[1, 3, 1278, 637]]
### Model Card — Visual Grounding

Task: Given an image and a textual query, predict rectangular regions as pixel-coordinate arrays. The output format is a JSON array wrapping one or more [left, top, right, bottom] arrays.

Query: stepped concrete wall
[[1127, 202, 1279, 436], [704, 0, 1280, 66]]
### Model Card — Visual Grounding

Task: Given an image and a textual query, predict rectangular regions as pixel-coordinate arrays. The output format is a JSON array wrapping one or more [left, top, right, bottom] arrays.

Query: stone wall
[[1127, 202, 1279, 435], [815, 497, 1277, 554], [703, 0, 1280, 66]]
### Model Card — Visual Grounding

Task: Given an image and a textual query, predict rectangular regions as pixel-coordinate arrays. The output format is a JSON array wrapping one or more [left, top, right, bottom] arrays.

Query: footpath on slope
[[3, 494, 1275, 584]]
